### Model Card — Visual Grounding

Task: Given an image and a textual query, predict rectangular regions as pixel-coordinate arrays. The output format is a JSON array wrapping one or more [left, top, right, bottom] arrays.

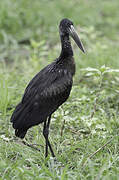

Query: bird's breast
[[58, 56, 76, 76]]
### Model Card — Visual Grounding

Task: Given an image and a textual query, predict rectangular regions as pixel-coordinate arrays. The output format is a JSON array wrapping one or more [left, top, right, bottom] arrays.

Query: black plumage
[[10, 18, 85, 157]]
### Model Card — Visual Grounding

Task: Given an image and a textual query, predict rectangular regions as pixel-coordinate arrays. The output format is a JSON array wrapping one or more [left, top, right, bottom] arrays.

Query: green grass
[[0, 0, 119, 179]]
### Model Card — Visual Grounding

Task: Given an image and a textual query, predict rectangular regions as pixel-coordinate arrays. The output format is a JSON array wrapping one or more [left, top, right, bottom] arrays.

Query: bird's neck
[[59, 34, 73, 59]]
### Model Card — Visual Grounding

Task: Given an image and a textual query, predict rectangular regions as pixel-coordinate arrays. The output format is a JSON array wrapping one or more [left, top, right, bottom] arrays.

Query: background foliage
[[0, 0, 119, 179]]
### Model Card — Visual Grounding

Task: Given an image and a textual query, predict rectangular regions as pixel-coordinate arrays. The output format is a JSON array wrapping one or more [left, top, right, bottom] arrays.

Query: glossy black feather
[[10, 18, 84, 149], [10, 56, 75, 138]]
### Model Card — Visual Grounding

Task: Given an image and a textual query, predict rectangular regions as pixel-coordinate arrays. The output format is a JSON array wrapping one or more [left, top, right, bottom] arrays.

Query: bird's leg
[[43, 120, 49, 158], [47, 115, 55, 157], [43, 115, 55, 158]]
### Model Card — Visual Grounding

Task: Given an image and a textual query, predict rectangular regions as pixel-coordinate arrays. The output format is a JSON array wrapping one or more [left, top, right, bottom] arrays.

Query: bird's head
[[59, 18, 85, 53]]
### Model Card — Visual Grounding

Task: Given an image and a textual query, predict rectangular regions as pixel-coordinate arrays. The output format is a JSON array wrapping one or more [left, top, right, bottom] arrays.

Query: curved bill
[[69, 25, 85, 53]]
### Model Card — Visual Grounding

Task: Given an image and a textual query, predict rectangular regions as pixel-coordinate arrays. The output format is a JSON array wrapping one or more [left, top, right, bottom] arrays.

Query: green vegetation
[[0, 0, 119, 179]]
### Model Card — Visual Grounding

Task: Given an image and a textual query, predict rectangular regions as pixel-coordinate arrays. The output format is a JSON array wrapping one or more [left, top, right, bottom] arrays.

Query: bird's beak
[[69, 25, 85, 53]]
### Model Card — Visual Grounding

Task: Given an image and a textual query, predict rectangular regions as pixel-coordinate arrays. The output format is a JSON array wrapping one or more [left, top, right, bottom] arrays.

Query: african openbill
[[10, 18, 85, 157]]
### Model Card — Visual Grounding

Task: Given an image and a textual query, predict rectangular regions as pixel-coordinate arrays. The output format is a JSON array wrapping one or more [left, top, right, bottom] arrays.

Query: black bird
[[10, 18, 85, 157]]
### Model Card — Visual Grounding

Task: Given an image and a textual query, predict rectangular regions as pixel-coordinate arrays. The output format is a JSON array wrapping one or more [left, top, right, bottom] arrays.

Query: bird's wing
[[22, 64, 72, 105], [11, 64, 73, 130], [21, 63, 56, 103]]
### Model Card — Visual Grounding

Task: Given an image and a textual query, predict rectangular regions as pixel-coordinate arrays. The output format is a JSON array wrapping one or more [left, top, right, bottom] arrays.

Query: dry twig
[[60, 120, 65, 136], [22, 140, 41, 152], [83, 138, 113, 167]]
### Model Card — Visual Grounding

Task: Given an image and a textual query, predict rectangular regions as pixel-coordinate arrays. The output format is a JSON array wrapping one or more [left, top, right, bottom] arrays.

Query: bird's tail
[[11, 101, 45, 139], [10, 102, 30, 139], [15, 129, 27, 139]]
